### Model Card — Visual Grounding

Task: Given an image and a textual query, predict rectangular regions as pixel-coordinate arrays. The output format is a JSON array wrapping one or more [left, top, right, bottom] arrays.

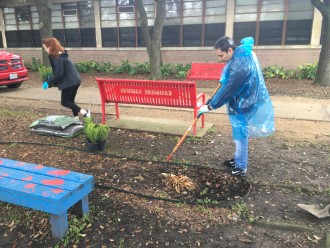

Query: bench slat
[[0, 175, 70, 202], [0, 167, 81, 192], [0, 158, 92, 184]]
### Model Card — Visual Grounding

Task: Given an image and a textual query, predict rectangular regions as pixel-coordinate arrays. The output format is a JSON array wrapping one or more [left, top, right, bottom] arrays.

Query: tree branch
[[153, 0, 166, 41], [135, 0, 152, 50], [311, 0, 330, 18]]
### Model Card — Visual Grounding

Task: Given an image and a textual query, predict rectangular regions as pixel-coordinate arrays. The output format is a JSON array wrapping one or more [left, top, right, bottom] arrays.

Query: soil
[[0, 71, 329, 248]]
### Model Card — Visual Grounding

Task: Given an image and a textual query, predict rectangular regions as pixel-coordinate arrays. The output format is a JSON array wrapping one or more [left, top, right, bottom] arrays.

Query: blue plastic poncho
[[209, 37, 275, 140]]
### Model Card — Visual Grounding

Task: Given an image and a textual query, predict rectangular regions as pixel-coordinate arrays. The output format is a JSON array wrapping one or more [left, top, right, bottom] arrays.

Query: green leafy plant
[[30, 57, 43, 71], [114, 60, 132, 73], [38, 65, 53, 81], [84, 117, 110, 143], [175, 63, 191, 78], [297, 61, 318, 80], [75, 61, 112, 73], [129, 62, 150, 75], [262, 65, 287, 79], [55, 215, 92, 248], [161, 63, 176, 77]]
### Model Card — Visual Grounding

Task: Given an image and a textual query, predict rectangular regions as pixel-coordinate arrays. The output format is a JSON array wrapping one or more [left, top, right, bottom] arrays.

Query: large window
[[59, 1, 96, 47], [259, 0, 285, 45], [4, 1, 95, 48], [0, 0, 318, 48], [163, 0, 180, 47], [234, 0, 258, 45], [4, 7, 20, 47], [285, 0, 313, 45], [233, 0, 314, 45], [204, 0, 226, 46]]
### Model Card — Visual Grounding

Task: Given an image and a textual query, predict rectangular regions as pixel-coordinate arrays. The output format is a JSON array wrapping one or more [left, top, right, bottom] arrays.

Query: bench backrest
[[96, 78, 198, 108], [186, 62, 226, 80]]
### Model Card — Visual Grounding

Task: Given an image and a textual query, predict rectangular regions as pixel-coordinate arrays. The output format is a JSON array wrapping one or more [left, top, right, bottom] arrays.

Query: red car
[[0, 51, 28, 88]]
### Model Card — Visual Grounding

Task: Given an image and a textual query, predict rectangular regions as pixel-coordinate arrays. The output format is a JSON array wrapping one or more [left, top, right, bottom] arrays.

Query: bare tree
[[135, 0, 166, 80], [311, 0, 330, 87], [35, 0, 52, 66]]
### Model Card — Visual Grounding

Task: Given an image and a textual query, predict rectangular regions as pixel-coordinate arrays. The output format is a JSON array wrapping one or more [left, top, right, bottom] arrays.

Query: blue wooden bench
[[0, 157, 94, 240]]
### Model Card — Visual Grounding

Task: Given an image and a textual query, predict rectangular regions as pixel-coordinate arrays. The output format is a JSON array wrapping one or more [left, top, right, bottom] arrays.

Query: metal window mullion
[[77, 4, 81, 47], [180, 0, 183, 47], [201, 0, 206, 47], [134, 0, 138, 47], [115, 0, 120, 48], [255, 0, 262, 46], [28, 6, 33, 47], [281, 0, 289, 45], [61, 3, 67, 47], [13, 7, 20, 47]]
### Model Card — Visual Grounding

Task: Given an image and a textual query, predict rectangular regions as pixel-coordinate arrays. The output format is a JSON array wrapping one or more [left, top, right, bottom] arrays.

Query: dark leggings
[[61, 84, 81, 116]]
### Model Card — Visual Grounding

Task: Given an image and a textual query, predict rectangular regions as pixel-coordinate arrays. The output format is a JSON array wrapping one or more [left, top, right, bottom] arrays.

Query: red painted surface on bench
[[186, 62, 226, 80], [96, 78, 206, 135]]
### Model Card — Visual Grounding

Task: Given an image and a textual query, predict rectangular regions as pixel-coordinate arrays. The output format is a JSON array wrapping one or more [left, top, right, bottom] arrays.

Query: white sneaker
[[84, 109, 91, 118]]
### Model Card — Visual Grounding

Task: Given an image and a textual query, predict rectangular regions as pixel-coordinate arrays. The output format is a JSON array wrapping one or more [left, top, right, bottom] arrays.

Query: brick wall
[[5, 47, 321, 70]]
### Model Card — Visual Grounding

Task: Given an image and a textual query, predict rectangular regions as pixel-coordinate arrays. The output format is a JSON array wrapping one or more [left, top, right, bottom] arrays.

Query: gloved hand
[[198, 105, 211, 116], [42, 81, 49, 90]]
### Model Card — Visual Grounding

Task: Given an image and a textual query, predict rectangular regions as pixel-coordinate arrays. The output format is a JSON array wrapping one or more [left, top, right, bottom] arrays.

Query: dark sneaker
[[224, 158, 235, 168], [227, 167, 247, 177]]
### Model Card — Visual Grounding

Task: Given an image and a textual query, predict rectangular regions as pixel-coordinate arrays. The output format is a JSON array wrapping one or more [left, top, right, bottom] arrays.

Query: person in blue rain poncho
[[198, 36, 275, 177]]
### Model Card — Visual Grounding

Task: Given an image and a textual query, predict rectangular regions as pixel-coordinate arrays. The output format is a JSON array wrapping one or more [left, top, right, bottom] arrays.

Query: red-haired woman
[[42, 37, 90, 119]]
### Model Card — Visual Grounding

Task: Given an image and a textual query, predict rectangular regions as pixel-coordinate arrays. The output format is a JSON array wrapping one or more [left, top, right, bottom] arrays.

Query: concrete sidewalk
[[1, 86, 329, 121], [1, 86, 329, 136]]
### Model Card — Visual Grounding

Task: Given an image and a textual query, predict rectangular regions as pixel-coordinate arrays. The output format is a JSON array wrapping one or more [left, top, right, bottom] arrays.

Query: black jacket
[[48, 51, 81, 90]]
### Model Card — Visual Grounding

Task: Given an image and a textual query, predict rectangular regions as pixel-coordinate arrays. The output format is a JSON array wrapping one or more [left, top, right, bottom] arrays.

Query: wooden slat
[[0, 158, 93, 184]]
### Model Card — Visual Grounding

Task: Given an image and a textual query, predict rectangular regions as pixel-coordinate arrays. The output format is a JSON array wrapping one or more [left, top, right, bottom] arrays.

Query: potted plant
[[84, 117, 110, 151]]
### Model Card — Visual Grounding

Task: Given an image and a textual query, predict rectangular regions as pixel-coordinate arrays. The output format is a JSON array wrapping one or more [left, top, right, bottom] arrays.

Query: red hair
[[42, 37, 64, 57]]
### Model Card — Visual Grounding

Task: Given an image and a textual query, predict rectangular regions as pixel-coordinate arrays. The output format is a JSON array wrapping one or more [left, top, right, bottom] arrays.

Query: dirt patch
[[0, 73, 329, 248]]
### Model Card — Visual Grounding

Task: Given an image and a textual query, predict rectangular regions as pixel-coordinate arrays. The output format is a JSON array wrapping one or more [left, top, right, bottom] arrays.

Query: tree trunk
[[36, 0, 52, 67], [136, 0, 166, 80], [311, 0, 330, 86], [315, 18, 330, 86], [149, 41, 162, 80]]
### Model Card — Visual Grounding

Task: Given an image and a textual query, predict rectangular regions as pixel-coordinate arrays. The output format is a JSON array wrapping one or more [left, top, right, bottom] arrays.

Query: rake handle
[[166, 84, 221, 161]]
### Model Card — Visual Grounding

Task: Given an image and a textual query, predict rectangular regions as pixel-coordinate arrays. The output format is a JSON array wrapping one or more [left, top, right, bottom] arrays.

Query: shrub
[[114, 60, 132, 73], [175, 63, 191, 78], [161, 64, 176, 77], [75, 61, 112, 73], [38, 66, 53, 81], [84, 117, 110, 143], [296, 62, 318, 80], [129, 62, 150, 75], [30, 57, 43, 71], [262, 65, 287, 79]]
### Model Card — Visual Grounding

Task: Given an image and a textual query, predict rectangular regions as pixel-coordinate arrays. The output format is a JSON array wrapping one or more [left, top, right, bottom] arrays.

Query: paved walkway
[[1, 86, 329, 136]]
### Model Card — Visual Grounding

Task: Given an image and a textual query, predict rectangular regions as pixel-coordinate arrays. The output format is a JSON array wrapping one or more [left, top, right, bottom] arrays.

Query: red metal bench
[[96, 78, 206, 135], [186, 62, 226, 81]]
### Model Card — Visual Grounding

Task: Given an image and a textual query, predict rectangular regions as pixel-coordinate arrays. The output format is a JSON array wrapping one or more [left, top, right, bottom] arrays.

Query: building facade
[[0, 0, 323, 68]]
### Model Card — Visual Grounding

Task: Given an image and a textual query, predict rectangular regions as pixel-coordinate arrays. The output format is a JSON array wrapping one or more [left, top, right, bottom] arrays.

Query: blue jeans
[[234, 136, 248, 171]]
